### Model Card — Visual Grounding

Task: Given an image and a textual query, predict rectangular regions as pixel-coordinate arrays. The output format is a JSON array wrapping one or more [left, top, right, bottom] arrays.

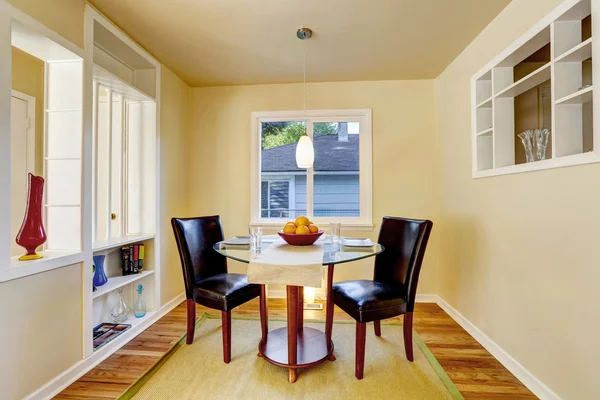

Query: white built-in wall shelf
[[92, 234, 155, 253], [93, 270, 154, 298], [471, 0, 600, 178], [86, 6, 161, 359]]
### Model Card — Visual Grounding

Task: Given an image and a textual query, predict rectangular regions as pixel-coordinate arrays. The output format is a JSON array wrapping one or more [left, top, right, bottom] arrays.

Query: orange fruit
[[283, 224, 296, 234], [295, 216, 310, 226], [295, 225, 310, 235], [308, 220, 314, 225], [286, 221, 297, 227], [308, 224, 319, 233]]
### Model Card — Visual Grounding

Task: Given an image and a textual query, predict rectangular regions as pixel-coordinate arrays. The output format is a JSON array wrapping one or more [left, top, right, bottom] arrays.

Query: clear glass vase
[[518, 130, 535, 163], [134, 284, 147, 318], [533, 128, 550, 161], [111, 287, 130, 323]]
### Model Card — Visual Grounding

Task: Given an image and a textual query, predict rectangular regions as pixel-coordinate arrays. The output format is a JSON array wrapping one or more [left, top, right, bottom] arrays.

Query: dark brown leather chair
[[171, 216, 267, 363], [332, 216, 433, 379]]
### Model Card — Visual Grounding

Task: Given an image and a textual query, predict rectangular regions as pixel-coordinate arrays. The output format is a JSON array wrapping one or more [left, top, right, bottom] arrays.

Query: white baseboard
[[434, 295, 562, 400], [25, 292, 186, 400]]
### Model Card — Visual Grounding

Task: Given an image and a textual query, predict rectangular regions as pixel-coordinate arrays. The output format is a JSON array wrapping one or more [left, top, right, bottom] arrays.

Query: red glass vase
[[16, 173, 47, 260]]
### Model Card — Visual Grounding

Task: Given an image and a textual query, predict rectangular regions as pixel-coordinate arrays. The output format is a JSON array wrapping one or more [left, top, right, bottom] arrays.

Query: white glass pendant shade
[[296, 135, 314, 168]]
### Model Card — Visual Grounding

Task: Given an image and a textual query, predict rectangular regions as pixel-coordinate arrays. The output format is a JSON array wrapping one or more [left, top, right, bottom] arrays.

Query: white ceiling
[[89, 0, 511, 87]]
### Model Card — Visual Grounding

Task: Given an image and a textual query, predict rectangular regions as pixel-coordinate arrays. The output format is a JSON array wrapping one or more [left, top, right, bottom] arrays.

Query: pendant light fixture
[[295, 27, 314, 169]]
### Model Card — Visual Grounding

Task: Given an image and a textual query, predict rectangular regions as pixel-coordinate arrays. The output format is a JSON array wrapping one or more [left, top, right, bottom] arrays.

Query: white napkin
[[247, 238, 324, 288]]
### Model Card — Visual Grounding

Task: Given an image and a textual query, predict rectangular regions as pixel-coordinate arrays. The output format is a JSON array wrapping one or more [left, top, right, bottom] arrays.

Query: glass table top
[[213, 235, 384, 265]]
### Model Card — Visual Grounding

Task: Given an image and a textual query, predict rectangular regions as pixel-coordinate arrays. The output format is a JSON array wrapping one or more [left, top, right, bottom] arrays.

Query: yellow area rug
[[120, 314, 463, 400]]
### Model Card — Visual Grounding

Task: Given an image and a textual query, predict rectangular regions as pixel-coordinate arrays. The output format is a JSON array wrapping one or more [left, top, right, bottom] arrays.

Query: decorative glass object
[[16, 173, 47, 260], [329, 222, 341, 243], [518, 130, 535, 163], [533, 128, 550, 161], [111, 287, 130, 323], [134, 284, 147, 318], [249, 226, 263, 252], [93, 255, 108, 287]]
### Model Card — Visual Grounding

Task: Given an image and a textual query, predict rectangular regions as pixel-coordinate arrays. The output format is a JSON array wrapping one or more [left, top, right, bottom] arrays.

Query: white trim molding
[[24, 292, 186, 400]]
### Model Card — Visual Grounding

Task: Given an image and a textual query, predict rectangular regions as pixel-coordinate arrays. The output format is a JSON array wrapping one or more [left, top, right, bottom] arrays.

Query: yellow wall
[[159, 67, 190, 303], [189, 81, 441, 291], [11, 46, 44, 176], [435, 0, 597, 398]]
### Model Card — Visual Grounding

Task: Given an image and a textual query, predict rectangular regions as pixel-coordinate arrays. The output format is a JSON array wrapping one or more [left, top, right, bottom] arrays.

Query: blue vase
[[93, 255, 108, 287]]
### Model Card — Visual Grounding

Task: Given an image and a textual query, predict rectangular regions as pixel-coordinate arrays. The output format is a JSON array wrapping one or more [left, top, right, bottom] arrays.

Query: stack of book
[[120, 244, 145, 275]]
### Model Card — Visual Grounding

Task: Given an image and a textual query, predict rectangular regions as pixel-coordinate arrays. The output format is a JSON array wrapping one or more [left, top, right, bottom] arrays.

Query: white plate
[[341, 237, 374, 247], [223, 236, 250, 245]]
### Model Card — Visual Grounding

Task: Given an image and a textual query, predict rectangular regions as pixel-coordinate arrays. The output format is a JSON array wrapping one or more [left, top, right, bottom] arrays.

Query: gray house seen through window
[[260, 121, 360, 218]]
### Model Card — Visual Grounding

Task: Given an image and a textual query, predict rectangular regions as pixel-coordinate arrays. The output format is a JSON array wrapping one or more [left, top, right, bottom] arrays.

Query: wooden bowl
[[277, 230, 324, 246]]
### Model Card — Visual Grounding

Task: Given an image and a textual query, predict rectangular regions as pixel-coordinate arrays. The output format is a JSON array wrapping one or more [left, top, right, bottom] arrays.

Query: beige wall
[[11, 46, 44, 176], [189, 80, 441, 291], [159, 67, 190, 303], [435, 0, 598, 399], [0, 264, 82, 399]]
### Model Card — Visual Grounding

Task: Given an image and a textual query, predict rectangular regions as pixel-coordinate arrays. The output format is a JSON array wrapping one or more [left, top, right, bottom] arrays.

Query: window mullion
[[306, 120, 314, 219]]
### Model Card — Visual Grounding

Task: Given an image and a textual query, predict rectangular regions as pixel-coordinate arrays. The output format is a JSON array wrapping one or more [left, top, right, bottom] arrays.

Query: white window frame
[[250, 109, 373, 230]]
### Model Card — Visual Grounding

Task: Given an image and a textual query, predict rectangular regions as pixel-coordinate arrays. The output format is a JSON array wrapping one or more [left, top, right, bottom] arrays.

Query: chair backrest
[[373, 216, 433, 311], [171, 216, 227, 298]]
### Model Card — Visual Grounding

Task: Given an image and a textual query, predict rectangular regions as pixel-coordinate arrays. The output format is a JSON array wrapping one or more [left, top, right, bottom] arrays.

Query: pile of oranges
[[282, 216, 319, 235]]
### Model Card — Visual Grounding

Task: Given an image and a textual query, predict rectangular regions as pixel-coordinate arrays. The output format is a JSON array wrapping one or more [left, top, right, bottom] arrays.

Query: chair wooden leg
[[325, 264, 336, 360], [186, 299, 196, 345], [403, 312, 414, 362], [374, 320, 381, 337], [355, 321, 367, 379], [222, 310, 231, 363], [259, 285, 268, 342]]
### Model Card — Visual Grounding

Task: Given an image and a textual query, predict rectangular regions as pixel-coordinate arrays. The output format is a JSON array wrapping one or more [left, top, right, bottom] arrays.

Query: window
[[251, 109, 372, 228]]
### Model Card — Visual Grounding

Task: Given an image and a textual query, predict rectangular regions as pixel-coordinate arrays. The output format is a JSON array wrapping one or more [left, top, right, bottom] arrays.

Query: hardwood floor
[[55, 300, 537, 399]]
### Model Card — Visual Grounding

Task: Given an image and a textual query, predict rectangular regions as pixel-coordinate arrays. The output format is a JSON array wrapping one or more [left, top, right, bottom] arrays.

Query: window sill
[[250, 221, 374, 232], [1, 251, 85, 282]]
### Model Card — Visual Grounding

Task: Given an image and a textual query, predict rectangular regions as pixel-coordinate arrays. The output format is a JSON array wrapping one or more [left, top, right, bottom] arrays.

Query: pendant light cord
[[303, 39, 307, 119]]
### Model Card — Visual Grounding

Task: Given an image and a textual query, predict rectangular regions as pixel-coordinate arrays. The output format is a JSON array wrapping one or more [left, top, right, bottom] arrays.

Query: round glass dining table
[[214, 236, 384, 383]]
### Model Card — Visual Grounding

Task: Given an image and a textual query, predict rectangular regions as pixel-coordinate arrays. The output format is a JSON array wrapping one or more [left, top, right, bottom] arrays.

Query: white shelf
[[93, 311, 156, 353], [555, 85, 593, 104], [474, 152, 600, 178], [2, 251, 84, 282], [92, 234, 155, 252], [555, 37, 592, 63], [93, 270, 154, 299], [476, 96, 492, 108], [476, 127, 493, 136], [495, 63, 551, 98]]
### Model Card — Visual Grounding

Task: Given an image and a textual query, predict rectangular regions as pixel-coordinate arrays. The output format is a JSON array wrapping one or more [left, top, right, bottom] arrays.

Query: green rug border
[[117, 313, 464, 400]]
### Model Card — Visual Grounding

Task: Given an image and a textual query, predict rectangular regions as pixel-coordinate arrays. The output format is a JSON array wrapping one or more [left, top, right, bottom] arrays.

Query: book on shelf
[[120, 243, 145, 276], [93, 323, 131, 350]]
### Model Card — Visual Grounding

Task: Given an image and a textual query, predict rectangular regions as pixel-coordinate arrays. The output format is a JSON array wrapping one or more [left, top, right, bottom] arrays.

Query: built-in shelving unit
[[471, 0, 598, 177], [84, 6, 161, 358]]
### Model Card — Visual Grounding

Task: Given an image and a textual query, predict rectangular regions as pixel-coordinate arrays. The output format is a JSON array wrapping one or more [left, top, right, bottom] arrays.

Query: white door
[[11, 91, 36, 256]]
